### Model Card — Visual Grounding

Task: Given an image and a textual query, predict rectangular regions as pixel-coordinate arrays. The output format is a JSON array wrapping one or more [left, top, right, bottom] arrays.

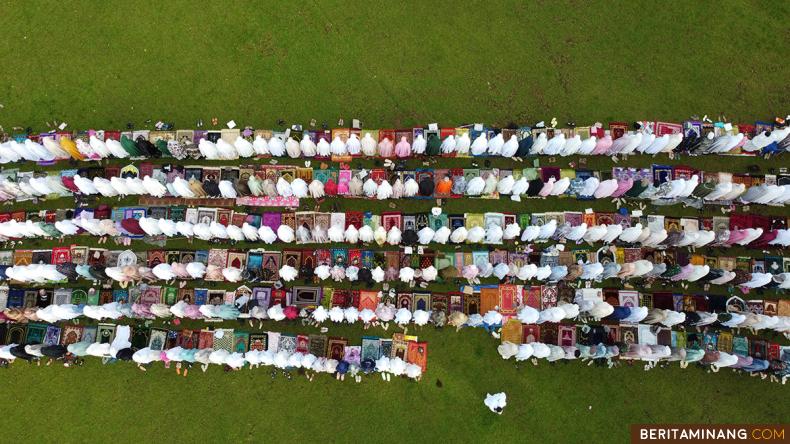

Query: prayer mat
[[501, 319, 523, 344], [732, 336, 749, 356], [636, 325, 656, 345], [252, 288, 271, 309], [576, 325, 592, 345], [25, 323, 47, 344], [407, 341, 428, 372], [540, 323, 558, 345], [522, 325, 540, 344], [5, 324, 26, 344], [213, 329, 234, 352], [717, 332, 733, 353], [603, 289, 619, 307], [464, 294, 480, 315], [465, 212, 484, 229], [358, 290, 379, 312], [480, 287, 500, 314], [540, 285, 558, 309], [160, 286, 178, 306], [192, 289, 207, 305], [43, 326, 61, 346], [413, 293, 430, 312], [177, 329, 196, 349], [53, 288, 71, 306], [73, 324, 95, 343], [320, 287, 333, 310], [267, 332, 280, 352], [282, 250, 301, 269], [308, 334, 327, 357], [768, 343, 780, 361], [148, 328, 167, 351], [499, 285, 519, 316], [557, 285, 575, 305], [99, 290, 113, 305], [670, 294, 684, 312], [380, 339, 392, 358], [609, 122, 628, 139], [198, 330, 214, 350], [558, 324, 576, 347], [651, 164, 673, 186], [397, 293, 412, 312], [331, 289, 350, 308], [652, 292, 674, 310], [165, 330, 178, 350], [296, 335, 310, 354], [655, 121, 682, 136], [249, 334, 267, 351], [292, 286, 321, 307], [60, 325, 82, 345], [673, 331, 686, 349], [618, 290, 639, 308], [390, 334, 408, 360], [588, 326, 607, 345], [656, 328, 672, 346], [448, 293, 464, 313], [605, 324, 621, 345], [430, 294, 448, 314], [524, 286, 541, 309], [270, 289, 289, 307], [97, 323, 117, 344], [750, 339, 767, 359], [778, 299, 790, 317], [327, 337, 348, 360], [234, 332, 250, 353], [620, 325, 638, 346], [23, 290, 37, 308], [344, 346, 361, 366], [261, 252, 281, 282], [279, 334, 297, 354], [746, 299, 764, 314], [686, 333, 702, 350], [682, 295, 697, 312], [763, 300, 779, 317], [361, 337, 382, 362], [703, 331, 718, 350]]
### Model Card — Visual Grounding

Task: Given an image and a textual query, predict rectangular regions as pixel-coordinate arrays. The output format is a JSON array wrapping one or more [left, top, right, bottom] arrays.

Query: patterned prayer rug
[[344, 346, 361, 366], [213, 329, 234, 352], [248, 334, 267, 351], [278, 334, 297, 354], [148, 328, 167, 351], [308, 334, 327, 357], [361, 337, 381, 362], [327, 337, 348, 360]]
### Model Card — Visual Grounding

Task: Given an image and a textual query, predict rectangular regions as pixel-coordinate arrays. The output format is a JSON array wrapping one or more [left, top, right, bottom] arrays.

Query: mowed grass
[[0, 1, 789, 443], [0, 1, 788, 131], [1, 321, 788, 443]]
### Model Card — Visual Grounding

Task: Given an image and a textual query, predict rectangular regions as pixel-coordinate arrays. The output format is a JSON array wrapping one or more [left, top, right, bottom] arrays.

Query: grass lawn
[[0, 1, 789, 443]]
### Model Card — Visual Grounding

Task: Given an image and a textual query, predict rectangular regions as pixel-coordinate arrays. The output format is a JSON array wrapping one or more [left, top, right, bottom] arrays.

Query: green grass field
[[0, 1, 789, 443]]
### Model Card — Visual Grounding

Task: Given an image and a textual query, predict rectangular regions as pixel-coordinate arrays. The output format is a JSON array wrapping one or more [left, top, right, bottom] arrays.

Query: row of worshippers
[[5, 254, 788, 291], [2, 121, 787, 163], [4, 208, 789, 248], [8, 296, 790, 336], [4, 165, 790, 206]]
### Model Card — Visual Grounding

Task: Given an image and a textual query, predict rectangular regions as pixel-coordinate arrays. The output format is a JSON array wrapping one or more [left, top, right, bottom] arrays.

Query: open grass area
[[0, 1, 789, 443], [0, 1, 788, 131]]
